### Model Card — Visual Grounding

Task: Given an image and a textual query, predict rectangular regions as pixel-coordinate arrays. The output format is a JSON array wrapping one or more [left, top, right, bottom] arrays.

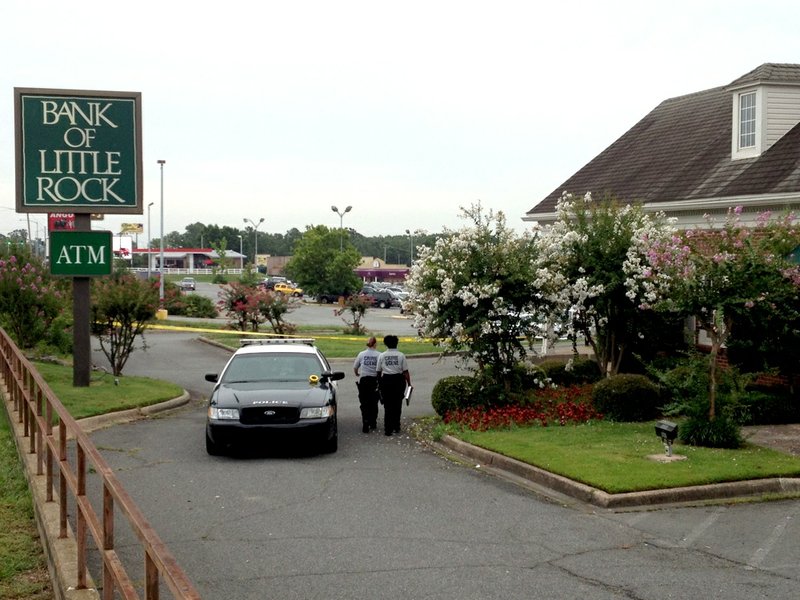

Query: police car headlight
[[299, 406, 335, 419], [208, 407, 240, 420]]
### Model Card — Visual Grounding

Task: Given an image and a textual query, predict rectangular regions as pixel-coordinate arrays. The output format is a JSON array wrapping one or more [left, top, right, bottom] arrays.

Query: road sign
[[15, 88, 142, 215], [50, 230, 113, 276]]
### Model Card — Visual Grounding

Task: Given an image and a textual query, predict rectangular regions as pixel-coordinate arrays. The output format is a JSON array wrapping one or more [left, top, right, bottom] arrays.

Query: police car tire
[[205, 431, 223, 456]]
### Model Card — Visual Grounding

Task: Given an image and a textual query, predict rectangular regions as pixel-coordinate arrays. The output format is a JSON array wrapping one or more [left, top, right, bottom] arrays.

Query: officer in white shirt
[[376, 335, 411, 436], [353, 337, 381, 433]]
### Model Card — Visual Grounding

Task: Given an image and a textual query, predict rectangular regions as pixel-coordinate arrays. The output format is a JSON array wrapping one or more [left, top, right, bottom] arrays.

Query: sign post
[[15, 88, 142, 386]]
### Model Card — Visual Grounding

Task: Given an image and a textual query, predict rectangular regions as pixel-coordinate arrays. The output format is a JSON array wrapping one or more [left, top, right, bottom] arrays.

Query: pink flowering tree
[[625, 207, 800, 420], [218, 282, 298, 333], [218, 281, 262, 331], [534, 192, 676, 377], [0, 254, 66, 349]]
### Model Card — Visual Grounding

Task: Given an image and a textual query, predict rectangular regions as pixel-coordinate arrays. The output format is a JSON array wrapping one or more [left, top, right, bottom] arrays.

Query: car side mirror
[[205, 373, 219, 383], [320, 371, 345, 382]]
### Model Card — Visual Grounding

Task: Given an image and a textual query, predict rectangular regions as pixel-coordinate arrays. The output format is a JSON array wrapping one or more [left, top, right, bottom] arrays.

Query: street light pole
[[147, 201, 154, 279], [331, 205, 352, 251], [158, 160, 165, 302], [243, 217, 265, 268], [237, 235, 243, 270], [405, 228, 415, 265]]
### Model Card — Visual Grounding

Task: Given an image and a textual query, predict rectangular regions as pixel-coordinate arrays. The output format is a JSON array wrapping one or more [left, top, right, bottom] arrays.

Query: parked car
[[260, 276, 288, 290], [272, 282, 304, 297], [316, 292, 347, 304], [204, 339, 344, 455], [360, 287, 398, 309], [178, 277, 196, 291]]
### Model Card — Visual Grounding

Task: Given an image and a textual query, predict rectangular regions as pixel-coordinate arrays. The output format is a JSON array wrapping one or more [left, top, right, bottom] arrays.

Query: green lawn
[[33, 362, 184, 420], [452, 421, 800, 494], [199, 331, 440, 359], [0, 410, 52, 599]]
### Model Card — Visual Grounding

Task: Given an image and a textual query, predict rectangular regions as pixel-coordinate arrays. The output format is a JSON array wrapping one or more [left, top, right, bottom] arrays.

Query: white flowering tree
[[534, 192, 676, 377], [405, 204, 547, 392], [624, 207, 800, 420]]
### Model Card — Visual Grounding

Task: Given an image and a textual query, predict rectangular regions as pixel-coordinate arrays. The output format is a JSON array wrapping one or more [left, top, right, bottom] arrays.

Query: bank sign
[[50, 230, 113, 276], [14, 88, 142, 215]]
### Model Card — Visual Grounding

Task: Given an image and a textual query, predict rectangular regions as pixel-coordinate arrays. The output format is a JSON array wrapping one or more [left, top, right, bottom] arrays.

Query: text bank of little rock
[[15, 88, 142, 214]]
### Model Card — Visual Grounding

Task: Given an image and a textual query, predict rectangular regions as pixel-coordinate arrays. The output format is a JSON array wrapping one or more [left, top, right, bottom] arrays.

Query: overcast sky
[[1, 0, 798, 240]]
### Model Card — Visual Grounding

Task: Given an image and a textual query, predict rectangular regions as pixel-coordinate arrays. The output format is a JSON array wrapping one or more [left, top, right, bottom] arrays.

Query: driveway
[[88, 331, 800, 600]]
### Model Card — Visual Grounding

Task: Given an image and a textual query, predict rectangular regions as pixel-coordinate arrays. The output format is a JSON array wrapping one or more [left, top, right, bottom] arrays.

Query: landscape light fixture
[[655, 420, 678, 457], [331, 205, 352, 251]]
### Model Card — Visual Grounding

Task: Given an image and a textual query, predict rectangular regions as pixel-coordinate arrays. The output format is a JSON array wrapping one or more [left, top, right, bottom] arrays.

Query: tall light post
[[237, 235, 243, 270], [147, 201, 154, 279], [405, 228, 414, 265], [157, 160, 165, 302], [331, 205, 352, 251], [243, 217, 265, 268]]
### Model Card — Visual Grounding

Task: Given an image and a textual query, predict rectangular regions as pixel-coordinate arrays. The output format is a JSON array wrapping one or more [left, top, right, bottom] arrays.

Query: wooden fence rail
[[0, 327, 201, 600]]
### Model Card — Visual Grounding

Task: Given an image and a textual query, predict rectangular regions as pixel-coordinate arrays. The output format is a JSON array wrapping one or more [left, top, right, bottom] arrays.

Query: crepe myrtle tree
[[405, 203, 548, 392], [625, 206, 800, 420], [534, 192, 676, 377], [0, 253, 66, 349], [90, 272, 159, 376]]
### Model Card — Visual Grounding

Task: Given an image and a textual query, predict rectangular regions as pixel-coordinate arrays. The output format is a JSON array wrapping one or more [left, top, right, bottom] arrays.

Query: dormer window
[[738, 91, 756, 149], [731, 87, 762, 160]]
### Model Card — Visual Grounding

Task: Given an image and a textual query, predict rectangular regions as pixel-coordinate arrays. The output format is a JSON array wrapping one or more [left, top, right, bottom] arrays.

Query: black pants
[[357, 376, 379, 427], [379, 373, 405, 433]]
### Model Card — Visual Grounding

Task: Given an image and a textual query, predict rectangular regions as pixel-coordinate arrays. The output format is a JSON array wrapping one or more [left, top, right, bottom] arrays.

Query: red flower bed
[[443, 384, 602, 431]]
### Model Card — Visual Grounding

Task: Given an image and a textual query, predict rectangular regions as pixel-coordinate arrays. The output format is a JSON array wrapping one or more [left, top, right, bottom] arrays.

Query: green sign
[[15, 88, 142, 215], [50, 230, 113, 276]]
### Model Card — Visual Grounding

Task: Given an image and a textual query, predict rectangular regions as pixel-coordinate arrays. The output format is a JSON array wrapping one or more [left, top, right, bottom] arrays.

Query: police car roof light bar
[[239, 338, 316, 347]]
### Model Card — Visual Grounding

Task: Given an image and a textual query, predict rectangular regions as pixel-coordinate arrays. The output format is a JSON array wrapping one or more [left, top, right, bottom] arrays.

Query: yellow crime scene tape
[[146, 321, 421, 344]]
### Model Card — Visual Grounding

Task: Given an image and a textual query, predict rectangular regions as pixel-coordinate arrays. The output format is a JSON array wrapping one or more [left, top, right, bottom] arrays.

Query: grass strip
[[33, 362, 184, 421], [0, 407, 53, 599], [453, 421, 800, 494], [200, 332, 441, 358]]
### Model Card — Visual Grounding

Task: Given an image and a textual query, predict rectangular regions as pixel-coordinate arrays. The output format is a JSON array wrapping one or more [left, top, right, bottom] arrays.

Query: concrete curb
[[438, 434, 800, 509], [76, 392, 192, 434]]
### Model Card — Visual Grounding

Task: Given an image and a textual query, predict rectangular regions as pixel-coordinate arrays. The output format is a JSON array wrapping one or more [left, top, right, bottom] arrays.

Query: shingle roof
[[728, 63, 800, 87], [527, 64, 800, 218]]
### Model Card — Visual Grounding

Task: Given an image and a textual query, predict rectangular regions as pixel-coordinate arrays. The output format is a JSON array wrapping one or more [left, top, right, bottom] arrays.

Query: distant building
[[356, 257, 409, 284], [134, 247, 246, 271]]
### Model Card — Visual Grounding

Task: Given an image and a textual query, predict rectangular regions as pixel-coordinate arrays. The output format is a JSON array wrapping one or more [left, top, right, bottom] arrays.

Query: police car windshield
[[221, 353, 322, 383]]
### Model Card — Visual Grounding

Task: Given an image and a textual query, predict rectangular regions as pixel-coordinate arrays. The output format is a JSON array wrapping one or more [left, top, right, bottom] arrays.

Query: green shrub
[[431, 375, 476, 416], [679, 413, 743, 449], [470, 363, 533, 407], [539, 357, 602, 386], [37, 313, 73, 355], [168, 294, 218, 318], [730, 387, 800, 425], [591, 374, 661, 422], [645, 352, 711, 415]]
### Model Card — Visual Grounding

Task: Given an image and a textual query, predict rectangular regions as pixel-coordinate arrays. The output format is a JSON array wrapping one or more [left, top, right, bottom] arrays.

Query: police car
[[204, 339, 344, 455]]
